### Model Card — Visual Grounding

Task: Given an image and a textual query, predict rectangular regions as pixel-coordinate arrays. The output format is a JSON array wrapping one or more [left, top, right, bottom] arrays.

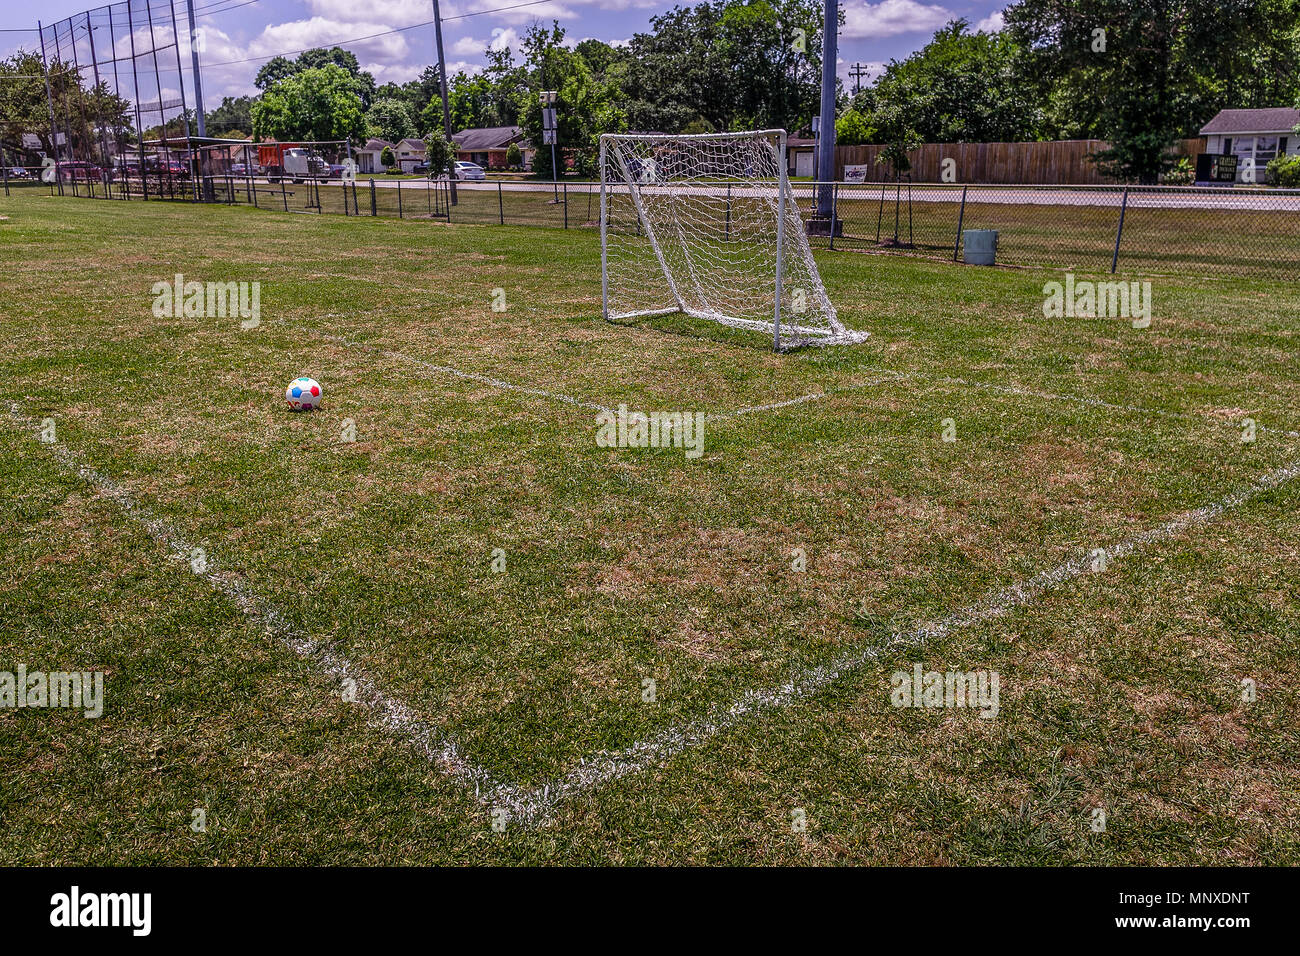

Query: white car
[[453, 161, 486, 181]]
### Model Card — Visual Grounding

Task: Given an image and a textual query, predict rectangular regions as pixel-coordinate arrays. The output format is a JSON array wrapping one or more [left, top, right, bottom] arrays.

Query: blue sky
[[2, 0, 1009, 106]]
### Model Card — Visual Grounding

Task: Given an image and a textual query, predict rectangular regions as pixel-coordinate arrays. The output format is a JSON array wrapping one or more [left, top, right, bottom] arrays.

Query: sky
[[1, 0, 1010, 108]]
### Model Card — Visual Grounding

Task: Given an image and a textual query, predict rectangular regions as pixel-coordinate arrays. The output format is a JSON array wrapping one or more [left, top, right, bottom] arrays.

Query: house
[[394, 137, 426, 172], [786, 136, 815, 177], [356, 137, 394, 174], [451, 126, 532, 170], [1199, 108, 1300, 181]]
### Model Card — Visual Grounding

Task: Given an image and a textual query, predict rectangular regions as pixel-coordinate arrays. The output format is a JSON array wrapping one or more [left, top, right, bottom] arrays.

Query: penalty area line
[[282, 320, 613, 415], [497, 453, 1300, 827], [6, 404, 511, 813]]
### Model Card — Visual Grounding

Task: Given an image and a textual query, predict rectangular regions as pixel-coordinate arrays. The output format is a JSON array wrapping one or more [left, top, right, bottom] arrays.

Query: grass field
[[2, 189, 1299, 864]]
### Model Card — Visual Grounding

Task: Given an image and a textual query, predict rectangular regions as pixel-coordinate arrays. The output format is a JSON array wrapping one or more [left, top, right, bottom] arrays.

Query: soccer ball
[[285, 376, 322, 411]]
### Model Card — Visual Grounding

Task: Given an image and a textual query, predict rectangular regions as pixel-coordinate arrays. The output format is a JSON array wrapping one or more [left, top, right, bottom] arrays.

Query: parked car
[[230, 163, 249, 176], [326, 163, 348, 178], [453, 161, 486, 181], [8, 166, 31, 179], [412, 161, 429, 174], [57, 161, 103, 182]]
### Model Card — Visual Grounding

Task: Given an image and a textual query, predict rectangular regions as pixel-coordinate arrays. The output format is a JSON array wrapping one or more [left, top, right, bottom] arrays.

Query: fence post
[[953, 185, 967, 261], [352, 180, 359, 217], [1111, 186, 1129, 274], [281, 179, 288, 212], [249, 172, 256, 208], [830, 182, 838, 250], [4, 163, 9, 197], [563, 182, 568, 228], [498, 181, 504, 225], [397, 178, 403, 218], [370, 178, 377, 216]]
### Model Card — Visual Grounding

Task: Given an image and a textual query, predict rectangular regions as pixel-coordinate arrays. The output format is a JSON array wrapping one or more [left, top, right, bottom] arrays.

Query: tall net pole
[[815, 0, 837, 220]]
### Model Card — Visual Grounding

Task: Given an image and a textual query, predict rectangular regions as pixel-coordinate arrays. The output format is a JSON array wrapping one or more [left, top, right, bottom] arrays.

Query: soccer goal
[[600, 129, 868, 350]]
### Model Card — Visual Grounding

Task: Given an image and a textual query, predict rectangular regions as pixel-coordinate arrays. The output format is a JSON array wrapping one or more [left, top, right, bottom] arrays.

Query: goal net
[[600, 130, 867, 349]]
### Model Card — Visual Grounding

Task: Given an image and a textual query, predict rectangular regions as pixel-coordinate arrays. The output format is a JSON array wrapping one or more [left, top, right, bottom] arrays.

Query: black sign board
[[1195, 152, 1238, 183]]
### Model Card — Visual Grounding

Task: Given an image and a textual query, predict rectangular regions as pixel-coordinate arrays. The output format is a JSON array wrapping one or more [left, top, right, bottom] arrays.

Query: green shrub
[[1266, 153, 1300, 187]]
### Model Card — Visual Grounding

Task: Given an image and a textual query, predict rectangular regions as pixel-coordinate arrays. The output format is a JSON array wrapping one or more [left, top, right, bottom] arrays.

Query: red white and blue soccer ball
[[285, 376, 322, 411]]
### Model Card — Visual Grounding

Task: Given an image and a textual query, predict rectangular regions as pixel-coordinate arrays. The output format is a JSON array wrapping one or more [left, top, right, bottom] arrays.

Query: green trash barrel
[[963, 229, 998, 266]]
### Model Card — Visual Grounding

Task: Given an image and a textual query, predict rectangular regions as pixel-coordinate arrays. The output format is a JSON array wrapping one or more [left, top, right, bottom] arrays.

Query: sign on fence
[[843, 164, 870, 184]]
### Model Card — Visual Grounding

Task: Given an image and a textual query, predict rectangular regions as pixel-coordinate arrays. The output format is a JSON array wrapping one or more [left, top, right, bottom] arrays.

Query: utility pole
[[186, 0, 207, 137], [431, 0, 457, 203], [848, 62, 870, 95], [814, 0, 838, 223]]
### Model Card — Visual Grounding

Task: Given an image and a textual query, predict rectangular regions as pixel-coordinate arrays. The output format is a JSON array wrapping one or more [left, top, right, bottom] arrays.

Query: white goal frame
[[599, 129, 867, 350]]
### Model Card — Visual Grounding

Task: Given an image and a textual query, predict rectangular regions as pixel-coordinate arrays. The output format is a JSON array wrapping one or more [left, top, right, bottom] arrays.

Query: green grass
[[1, 189, 1298, 864]]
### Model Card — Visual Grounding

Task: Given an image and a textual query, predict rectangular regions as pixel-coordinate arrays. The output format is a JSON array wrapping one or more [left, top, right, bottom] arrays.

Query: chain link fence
[[18, 172, 1300, 280], [799, 181, 1300, 280]]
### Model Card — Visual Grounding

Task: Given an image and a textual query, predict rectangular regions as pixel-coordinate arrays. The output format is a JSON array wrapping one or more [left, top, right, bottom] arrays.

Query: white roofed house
[[1199, 108, 1300, 182]]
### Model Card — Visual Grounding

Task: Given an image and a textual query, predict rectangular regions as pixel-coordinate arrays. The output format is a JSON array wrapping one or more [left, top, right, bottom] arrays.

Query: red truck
[[258, 143, 328, 183]]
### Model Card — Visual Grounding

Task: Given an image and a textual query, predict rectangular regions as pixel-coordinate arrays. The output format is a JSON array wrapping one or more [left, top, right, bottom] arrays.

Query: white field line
[[309, 329, 615, 415], [707, 372, 909, 419], [7, 405, 508, 810], [713, 365, 1300, 439], [496, 454, 1300, 826]]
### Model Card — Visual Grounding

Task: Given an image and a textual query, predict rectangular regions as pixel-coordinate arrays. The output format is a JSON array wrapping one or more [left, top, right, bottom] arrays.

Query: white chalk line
[[712, 364, 1300, 439], [6, 404, 513, 813], [307, 327, 615, 415], [706, 372, 910, 419], [298, 320, 1299, 441], [12, 401, 1300, 830], [495, 453, 1300, 826]]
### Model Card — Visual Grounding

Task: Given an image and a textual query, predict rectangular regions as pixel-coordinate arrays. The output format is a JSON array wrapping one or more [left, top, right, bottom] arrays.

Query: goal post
[[600, 129, 868, 350]]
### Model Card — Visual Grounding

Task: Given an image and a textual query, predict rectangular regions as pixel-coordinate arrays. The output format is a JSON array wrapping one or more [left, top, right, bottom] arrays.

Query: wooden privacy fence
[[834, 139, 1206, 185]]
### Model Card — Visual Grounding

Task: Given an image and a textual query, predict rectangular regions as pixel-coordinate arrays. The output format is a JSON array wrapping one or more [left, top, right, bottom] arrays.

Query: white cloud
[[361, 62, 425, 84], [841, 0, 953, 39], [489, 27, 518, 52], [450, 36, 483, 56], [305, 0, 429, 21], [248, 18, 410, 63], [976, 11, 1006, 32]]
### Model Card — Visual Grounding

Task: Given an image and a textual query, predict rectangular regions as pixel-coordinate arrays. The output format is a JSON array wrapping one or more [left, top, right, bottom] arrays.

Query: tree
[[366, 97, 417, 143], [835, 108, 874, 146], [205, 95, 254, 137], [619, 0, 823, 135], [867, 20, 1046, 144], [424, 133, 455, 177], [0, 50, 131, 163], [380, 145, 396, 171], [505, 142, 522, 168], [518, 22, 626, 178], [251, 65, 368, 144], [1004, 0, 1300, 182], [254, 47, 376, 109]]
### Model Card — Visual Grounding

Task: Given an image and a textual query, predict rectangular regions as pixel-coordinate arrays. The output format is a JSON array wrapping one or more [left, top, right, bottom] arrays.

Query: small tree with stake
[[873, 103, 921, 248], [424, 133, 455, 180], [380, 145, 396, 173]]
